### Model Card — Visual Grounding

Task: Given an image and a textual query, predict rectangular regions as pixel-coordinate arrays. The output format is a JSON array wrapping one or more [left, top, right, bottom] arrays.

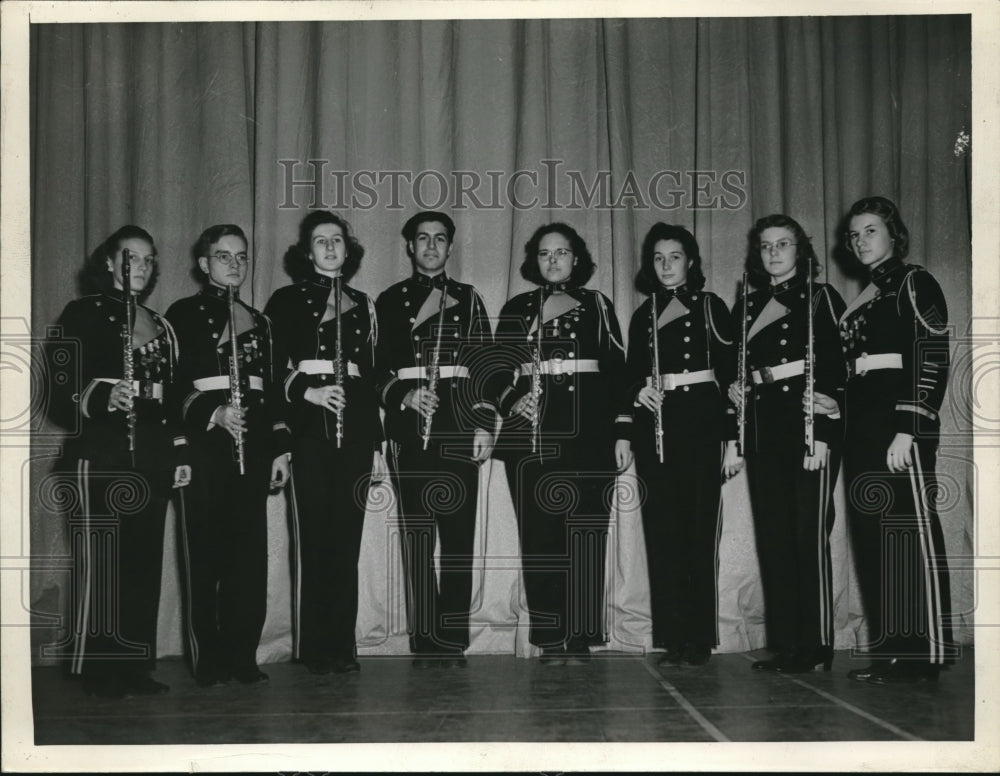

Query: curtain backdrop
[[29, 16, 974, 663]]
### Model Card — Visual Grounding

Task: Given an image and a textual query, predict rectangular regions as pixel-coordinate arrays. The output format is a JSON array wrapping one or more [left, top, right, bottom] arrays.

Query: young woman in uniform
[[723, 214, 846, 673], [626, 223, 734, 667]]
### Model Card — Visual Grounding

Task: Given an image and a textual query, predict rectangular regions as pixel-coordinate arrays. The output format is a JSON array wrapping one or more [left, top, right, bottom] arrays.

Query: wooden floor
[[31, 649, 974, 744]]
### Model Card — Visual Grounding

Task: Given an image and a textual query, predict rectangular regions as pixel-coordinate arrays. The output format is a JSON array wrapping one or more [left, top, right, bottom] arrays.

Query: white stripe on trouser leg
[[712, 441, 724, 645], [815, 450, 833, 647], [176, 489, 200, 673], [910, 452, 945, 664], [71, 459, 91, 676], [287, 463, 303, 660]]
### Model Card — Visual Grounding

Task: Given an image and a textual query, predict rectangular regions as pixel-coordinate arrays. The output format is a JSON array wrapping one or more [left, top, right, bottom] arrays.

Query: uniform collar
[[769, 272, 806, 297], [412, 271, 448, 289], [656, 283, 688, 300], [201, 284, 240, 301], [309, 271, 335, 289], [871, 257, 905, 288]]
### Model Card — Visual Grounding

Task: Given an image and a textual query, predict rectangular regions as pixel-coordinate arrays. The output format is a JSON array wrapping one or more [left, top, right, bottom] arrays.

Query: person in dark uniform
[[375, 211, 496, 668], [264, 211, 387, 675], [625, 223, 735, 667], [491, 223, 631, 665], [166, 224, 291, 686], [47, 225, 189, 697], [830, 196, 955, 684], [722, 214, 846, 673]]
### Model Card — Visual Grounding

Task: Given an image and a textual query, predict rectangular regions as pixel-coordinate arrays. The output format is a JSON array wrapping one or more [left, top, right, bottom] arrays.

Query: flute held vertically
[[651, 293, 664, 464], [421, 281, 449, 450], [121, 248, 136, 453], [531, 287, 544, 456], [736, 272, 749, 457], [804, 270, 816, 456], [227, 284, 246, 475], [334, 277, 344, 448]]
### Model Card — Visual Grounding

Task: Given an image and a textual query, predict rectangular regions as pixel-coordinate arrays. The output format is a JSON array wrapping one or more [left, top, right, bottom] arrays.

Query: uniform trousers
[[391, 442, 479, 654], [178, 432, 271, 679], [635, 436, 723, 650], [63, 446, 170, 682], [289, 436, 372, 664], [505, 453, 612, 648], [745, 445, 840, 653], [844, 432, 954, 664]]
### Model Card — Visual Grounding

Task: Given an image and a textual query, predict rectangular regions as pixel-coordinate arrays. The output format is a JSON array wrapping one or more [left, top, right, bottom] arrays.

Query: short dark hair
[[745, 213, 819, 289], [192, 224, 248, 284], [402, 211, 456, 243], [635, 222, 706, 295], [84, 225, 158, 298], [844, 196, 910, 260], [284, 211, 365, 282], [520, 223, 596, 287]]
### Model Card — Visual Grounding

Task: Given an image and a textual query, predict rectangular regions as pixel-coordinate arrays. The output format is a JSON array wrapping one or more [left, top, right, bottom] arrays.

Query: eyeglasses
[[760, 240, 797, 253], [538, 248, 572, 260], [210, 251, 250, 267]]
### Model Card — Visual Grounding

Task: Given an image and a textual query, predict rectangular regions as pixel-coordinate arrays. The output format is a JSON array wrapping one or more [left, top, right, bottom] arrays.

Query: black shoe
[[231, 666, 269, 684], [331, 657, 361, 674], [683, 644, 711, 666], [565, 640, 591, 665], [847, 659, 891, 682], [124, 673, 170, 695], [774, 646, 833, 674], [82, 674, 129, 699], [657, 646, 684, 667], [539, 646, 566, 666], [751, 654, 785, 671], [866, 661, 940, 685], [305, 658, 336, 675], [195, 670, 228, 687]]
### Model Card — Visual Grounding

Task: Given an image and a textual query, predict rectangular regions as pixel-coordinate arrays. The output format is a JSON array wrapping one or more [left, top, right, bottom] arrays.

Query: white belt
[[645, 369, 716, 391], [751, 359, 805, 385], [517, 358, 601, 376], [193, 375, 265, 392], [95, 378, 163, 400], [297, 359, 361, 378], [850, 352, 903, 377], [396, 365, 470, 380]]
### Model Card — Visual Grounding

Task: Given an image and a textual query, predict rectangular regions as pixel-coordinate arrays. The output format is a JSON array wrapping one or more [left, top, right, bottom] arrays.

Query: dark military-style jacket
[[624, 286, 735, 455], [264, 272, 382, 449], [166, 285, 291, 460], [492, 285, 628, 460], [839, 258, 949, 442], [728, 274, 847, 454], [49, 289, 186, 469], [374, 271, 496, 449]]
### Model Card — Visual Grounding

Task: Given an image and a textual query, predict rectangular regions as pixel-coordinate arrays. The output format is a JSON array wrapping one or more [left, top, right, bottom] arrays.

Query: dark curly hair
[[843, 196, 910, 261], [745, 213, 819, 289], [520, 223, 595, 287], [284, 211, 365, 282], [83, 225, 158, 299], [635, 222, 706, 295]]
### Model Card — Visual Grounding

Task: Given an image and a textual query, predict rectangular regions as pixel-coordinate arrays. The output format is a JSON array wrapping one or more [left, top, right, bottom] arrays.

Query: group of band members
[[47, 195, 954, 697]]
